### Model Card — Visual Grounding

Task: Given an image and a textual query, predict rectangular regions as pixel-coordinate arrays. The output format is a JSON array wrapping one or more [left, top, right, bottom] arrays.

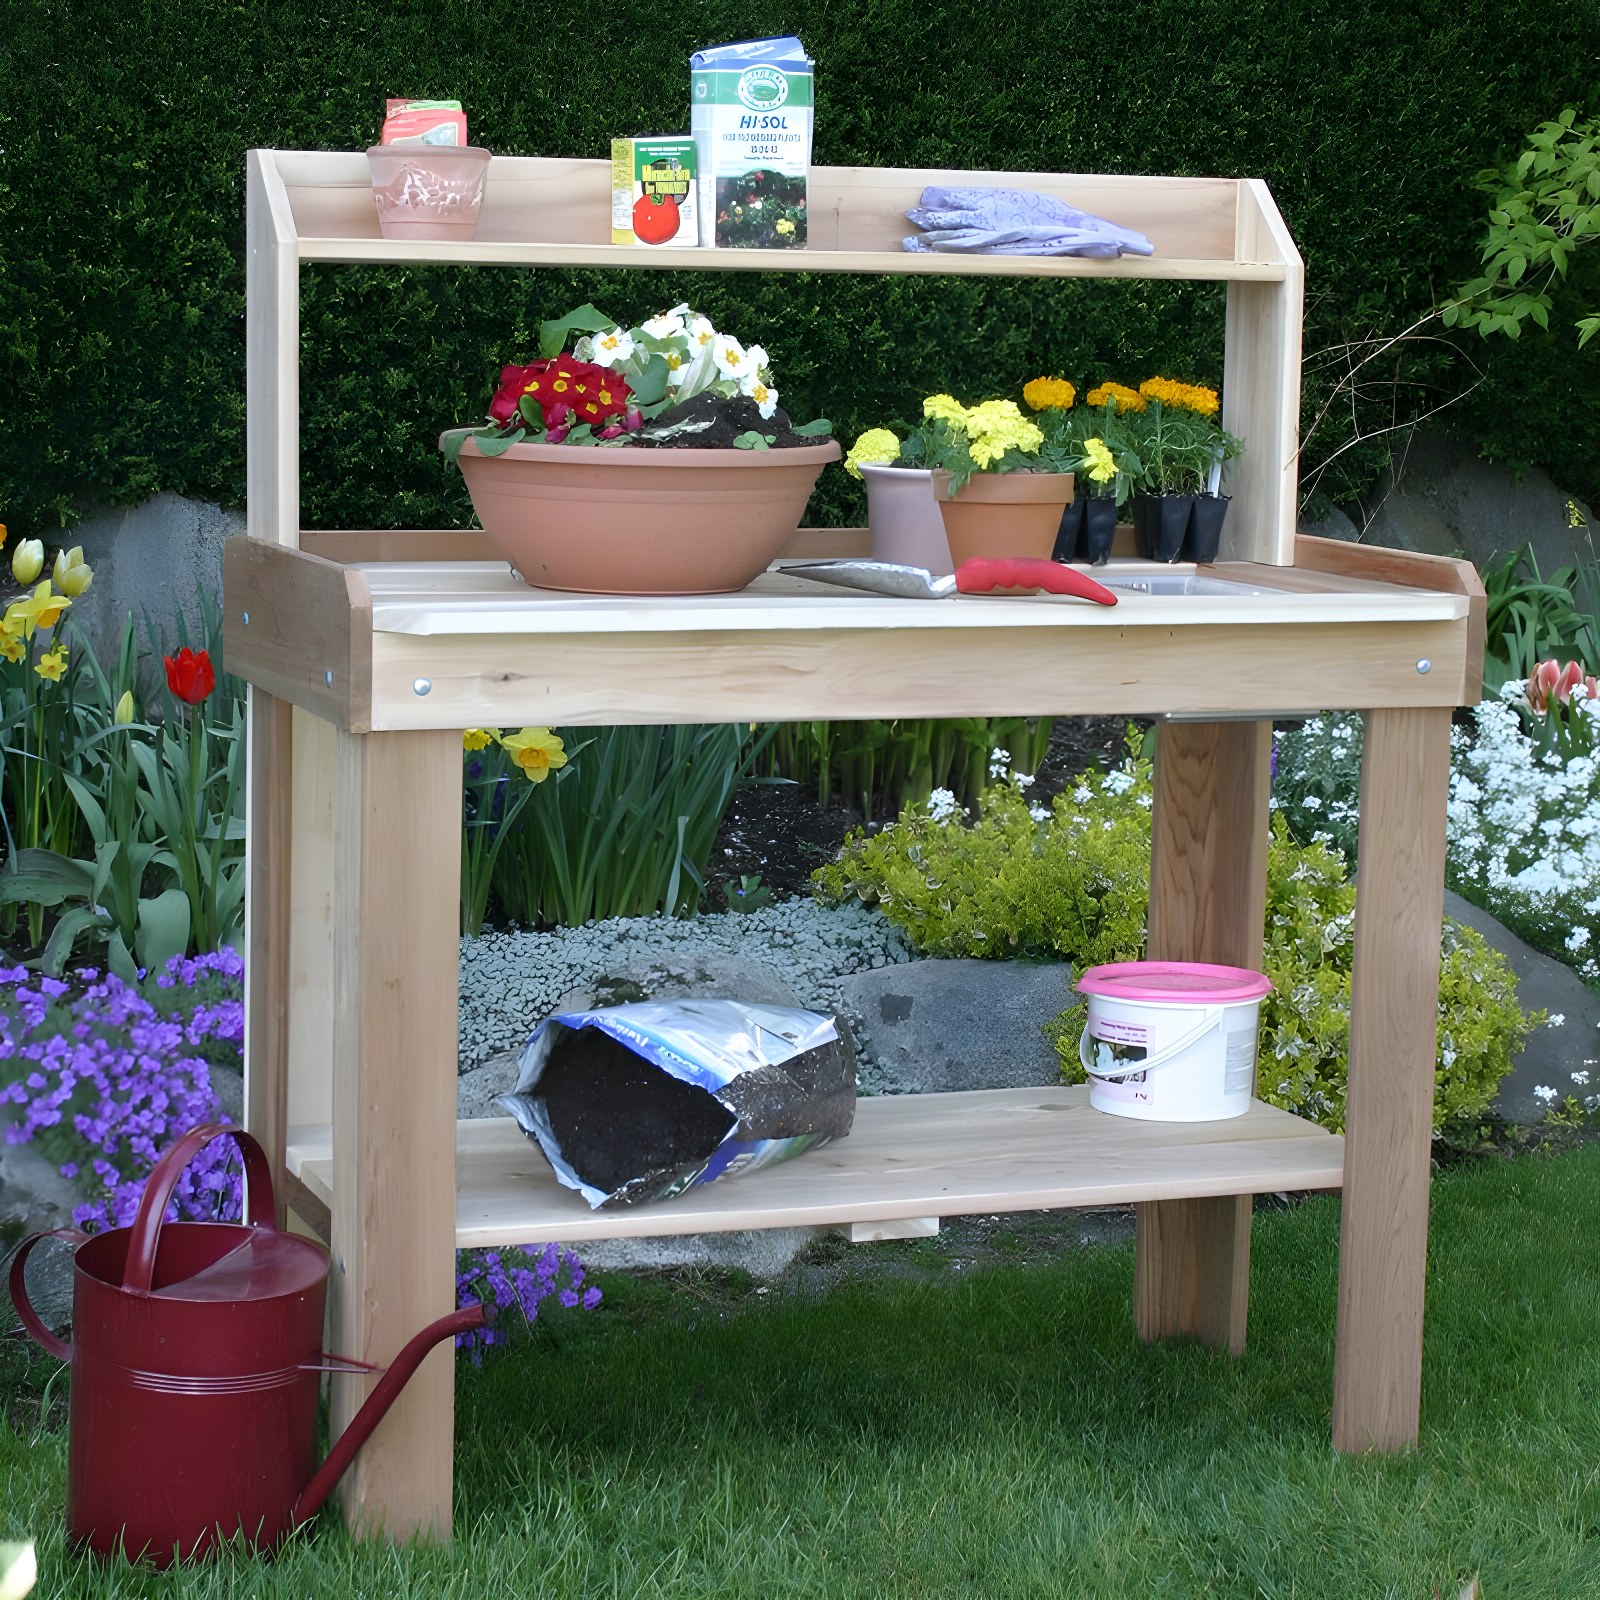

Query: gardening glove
[[902, 187, 1154, 258]]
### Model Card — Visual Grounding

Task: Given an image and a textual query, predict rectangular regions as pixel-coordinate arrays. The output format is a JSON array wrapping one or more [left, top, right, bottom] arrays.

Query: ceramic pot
[[1082, 497, 1119, 565], [367, 145, 491, 241], [859, 464, 954, 575], [453, 436, 842, 594], [1052, 496, 1086, 562], [1184, 494, 1231, 563], [936, 471, 1075, 567]]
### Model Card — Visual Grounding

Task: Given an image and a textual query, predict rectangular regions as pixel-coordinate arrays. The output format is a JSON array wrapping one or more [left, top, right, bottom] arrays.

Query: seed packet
[[381, 98, 467, 147], [611, 137, 699, 247]]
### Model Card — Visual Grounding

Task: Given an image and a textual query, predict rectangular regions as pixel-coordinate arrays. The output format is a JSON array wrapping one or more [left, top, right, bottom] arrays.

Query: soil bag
[[497, 1001, 855, 1209]]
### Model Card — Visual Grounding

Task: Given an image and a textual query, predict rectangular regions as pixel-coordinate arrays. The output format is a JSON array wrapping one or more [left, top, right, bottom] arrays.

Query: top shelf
[[263, 151, 1298, 282]]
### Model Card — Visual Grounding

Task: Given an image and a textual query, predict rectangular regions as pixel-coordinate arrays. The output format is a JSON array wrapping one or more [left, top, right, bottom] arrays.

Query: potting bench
[[233, 149, 1484, 1540]]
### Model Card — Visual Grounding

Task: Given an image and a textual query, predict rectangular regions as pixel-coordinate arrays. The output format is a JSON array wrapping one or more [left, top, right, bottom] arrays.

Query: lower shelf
[[285, 1086, 1344, 1250]]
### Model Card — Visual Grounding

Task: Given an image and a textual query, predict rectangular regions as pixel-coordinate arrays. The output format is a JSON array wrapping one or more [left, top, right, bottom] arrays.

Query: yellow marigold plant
[[1138, 375, 1220, 416], [1022, 376, 1076, 411]]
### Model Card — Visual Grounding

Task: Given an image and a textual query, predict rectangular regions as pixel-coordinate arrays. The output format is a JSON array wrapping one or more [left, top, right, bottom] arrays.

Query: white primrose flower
[[590, 328, 635, 366], [688, 316, 717, 350], [641, 310, 686, 339], [746, 378, 779, 420], [711, 334, 751, 380], [743, 343, 768, 372]]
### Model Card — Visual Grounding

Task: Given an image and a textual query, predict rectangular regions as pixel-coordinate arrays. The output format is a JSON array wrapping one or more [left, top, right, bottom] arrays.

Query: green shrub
[[4, 0, 1600, 538], [816, 743, 1537, 1132]]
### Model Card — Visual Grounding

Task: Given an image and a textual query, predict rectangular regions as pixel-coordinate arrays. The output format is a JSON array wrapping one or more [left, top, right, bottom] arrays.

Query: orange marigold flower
[[1085, 382, 1146, 414], [1139, 376, 1221, 416]]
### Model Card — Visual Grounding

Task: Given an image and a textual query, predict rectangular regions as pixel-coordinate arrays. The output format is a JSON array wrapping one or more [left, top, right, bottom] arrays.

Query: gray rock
[[458, 1050, 522, 1120], [553, 951, 802, 1014], [832, 958, 1074, 1095], [1, 1142, 85, 1334], [569, 1227, 825, 1280], [68, 492, 239, 689], [210, 1066, 243, 1126], [1444, 890, 1600, 1123], [1300, 430, 1598, 578]]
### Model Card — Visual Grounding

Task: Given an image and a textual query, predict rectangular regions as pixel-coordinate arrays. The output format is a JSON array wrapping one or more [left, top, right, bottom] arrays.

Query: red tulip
[[164, 647, 215, 706]]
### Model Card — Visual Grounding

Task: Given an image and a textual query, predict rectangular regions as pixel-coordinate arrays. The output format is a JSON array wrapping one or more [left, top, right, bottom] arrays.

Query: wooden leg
[[287, 708, 337, 1137], [244, 686, 294, 1230], [1332, 706, 1450, 1453], [329, 729, 461, 1540], [1136, 719, 1272, 1354]]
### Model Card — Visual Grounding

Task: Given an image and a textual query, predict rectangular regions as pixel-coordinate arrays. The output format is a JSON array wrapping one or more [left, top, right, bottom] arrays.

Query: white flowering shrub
[[1448, 690, 1600, 985], [815, 739, 1536, 1132], [1271, 713, 1364, 862]]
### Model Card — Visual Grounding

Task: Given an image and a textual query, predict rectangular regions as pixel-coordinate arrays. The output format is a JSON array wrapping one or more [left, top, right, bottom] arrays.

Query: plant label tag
[[691, 37, 813, 249]]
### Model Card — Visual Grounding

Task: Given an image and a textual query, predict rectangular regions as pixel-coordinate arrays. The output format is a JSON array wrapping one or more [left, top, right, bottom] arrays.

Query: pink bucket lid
[[1077, 960, 1272, 1003]]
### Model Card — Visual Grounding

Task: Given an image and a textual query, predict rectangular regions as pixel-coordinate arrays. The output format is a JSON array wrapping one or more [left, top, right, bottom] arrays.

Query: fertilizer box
[[611, 137, 699, 247], [690, 37, 814, 249]]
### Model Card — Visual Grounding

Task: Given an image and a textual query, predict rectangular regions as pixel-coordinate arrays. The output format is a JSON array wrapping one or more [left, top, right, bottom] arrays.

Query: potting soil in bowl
[[497, 999, 856, 1208]]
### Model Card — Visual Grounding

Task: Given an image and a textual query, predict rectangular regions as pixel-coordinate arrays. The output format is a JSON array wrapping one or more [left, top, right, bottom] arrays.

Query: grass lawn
[[5, 1142, 1600, 1597]]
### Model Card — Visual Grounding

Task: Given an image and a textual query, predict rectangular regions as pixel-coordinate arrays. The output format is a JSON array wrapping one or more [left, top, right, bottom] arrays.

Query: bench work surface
[[286, 1086, 1345, 1249]]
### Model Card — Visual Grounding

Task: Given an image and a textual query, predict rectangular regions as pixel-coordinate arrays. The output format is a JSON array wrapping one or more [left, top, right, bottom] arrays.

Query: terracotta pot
[[453, 436, 842, 594], [935, 472, 1075, 567], [859, 463, 954, 575]]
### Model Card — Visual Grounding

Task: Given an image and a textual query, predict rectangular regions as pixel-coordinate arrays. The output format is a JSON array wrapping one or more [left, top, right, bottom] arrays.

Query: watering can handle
[[122, 1123, 277, 1295], [7, 1228, 88, 1359]]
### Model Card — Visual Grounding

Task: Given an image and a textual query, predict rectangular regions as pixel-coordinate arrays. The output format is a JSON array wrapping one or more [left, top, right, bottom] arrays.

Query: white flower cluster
[[1447, 692, 1600, 983], [925, 787, 963, 822], [580, 304, 780, 419]]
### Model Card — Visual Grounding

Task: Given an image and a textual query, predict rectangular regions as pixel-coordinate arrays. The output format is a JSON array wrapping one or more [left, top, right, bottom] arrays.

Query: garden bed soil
[[709, 716, 1146, 905]]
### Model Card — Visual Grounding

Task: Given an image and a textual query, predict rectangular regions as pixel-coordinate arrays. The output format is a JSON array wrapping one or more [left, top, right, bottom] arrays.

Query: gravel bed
[[458, 901, 917, 1072]]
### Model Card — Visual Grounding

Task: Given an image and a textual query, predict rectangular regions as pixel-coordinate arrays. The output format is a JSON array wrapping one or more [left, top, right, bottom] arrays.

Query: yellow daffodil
[[843, 428, 902, 479], [2, 582, 70, 642], [499, 727, 567, 782], [462, 728, 496, 751], [11, 540, 43, 586], [1023, 376, 1076, 411], [0, 524, 7, 546], [52, 546, 93, 597], [114, 690, 135, 724], [1082, 438, 1118, 485], [0, 636, 24, 665], [34, 644, 67, 683]]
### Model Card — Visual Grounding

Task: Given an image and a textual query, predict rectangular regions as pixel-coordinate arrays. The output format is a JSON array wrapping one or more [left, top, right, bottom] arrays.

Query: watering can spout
[[291, 1302, 487, 1527]]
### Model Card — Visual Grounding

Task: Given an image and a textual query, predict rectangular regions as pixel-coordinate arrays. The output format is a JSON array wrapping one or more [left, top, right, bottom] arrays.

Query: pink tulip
[[1526, 659, 1595, 712]]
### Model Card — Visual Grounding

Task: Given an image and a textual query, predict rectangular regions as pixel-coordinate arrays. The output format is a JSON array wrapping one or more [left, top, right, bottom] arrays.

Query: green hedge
[[2, 0, 1598, 540]]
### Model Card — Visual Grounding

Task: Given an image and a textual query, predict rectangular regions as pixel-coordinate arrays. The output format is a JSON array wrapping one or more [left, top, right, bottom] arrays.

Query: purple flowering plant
[[1, 946, 601, 1353], [455, 1242, 602, 1363], [0, 950, 246, 1230]]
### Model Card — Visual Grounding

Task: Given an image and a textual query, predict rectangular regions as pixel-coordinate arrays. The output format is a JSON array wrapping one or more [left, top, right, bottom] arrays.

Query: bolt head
[[413, 677, 432, 696], [1416, 658, 1432, 675]]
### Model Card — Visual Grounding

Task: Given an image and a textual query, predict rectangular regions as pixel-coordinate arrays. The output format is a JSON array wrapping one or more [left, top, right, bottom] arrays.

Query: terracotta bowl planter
[[936, 471, 1076, 566], [453, 436, 842, 594]]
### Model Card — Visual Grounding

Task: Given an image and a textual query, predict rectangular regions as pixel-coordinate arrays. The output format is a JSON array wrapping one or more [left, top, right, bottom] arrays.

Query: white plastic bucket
[[1076, 961, 1273, 1122]]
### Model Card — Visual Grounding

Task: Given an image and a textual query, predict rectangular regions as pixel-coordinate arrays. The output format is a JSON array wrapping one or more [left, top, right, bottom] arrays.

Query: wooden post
[[243, 687, 294, 1229], [245, 150, 301, 549], [1332, 706, 1451, 1452], [328, 729, 461, 1538], [1136, 719, 1273, 1353]]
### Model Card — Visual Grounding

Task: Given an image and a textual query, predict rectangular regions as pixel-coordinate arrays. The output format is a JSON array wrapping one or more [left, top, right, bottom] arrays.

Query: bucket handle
[[122, 1123, 277, 1295], [7, 1228, 88, 1359], [1079, 1006, 1223, 1083]]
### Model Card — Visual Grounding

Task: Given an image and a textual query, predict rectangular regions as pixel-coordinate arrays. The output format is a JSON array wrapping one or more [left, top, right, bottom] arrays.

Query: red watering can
[[8, 1123, 482, 1565]]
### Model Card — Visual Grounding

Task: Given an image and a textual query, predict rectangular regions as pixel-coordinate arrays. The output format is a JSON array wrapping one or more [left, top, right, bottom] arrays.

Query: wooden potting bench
[[232, 150, 1484, 1540]]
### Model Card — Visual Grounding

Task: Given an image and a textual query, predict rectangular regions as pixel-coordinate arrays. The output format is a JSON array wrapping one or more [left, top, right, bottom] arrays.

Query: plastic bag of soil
[[496, 1000, 856, 1209]]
